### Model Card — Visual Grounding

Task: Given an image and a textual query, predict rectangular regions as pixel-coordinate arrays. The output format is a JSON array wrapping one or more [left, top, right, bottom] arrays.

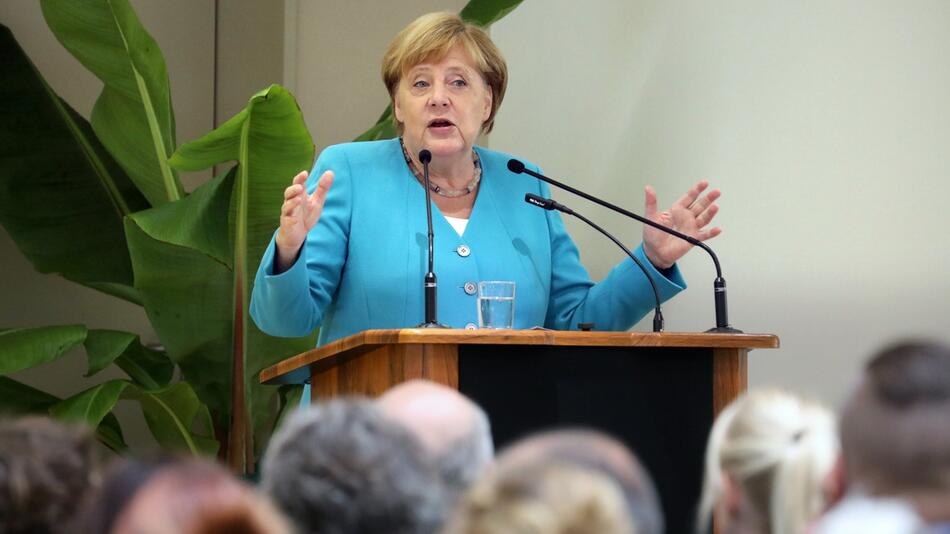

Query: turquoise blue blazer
[[250, 139, 686, 345]]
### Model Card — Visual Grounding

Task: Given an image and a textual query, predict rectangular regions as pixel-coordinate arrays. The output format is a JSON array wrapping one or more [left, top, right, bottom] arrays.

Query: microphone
[[417, 149, 447, 328], [510, 159, 739, 333], [525, 193, 664, 332]]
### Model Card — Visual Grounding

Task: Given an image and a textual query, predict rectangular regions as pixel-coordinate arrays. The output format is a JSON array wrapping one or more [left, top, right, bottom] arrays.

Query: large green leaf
[[354, 104, 397, 142], [124, 171, 235, 416], [49, 379, 216, 456], [50, 379, 127, 427], [84, 329, 173, 389], [0, 375, 61, 414], [0, 25, 147, 303], [0, 325, 86, 375], [460, 0, 525, 27], [0, 376, 128, 452], [164, 85, 317, 470], [126, 381, 219, 456], [353, 0, 524, 141], [40, 0, 182, 206]]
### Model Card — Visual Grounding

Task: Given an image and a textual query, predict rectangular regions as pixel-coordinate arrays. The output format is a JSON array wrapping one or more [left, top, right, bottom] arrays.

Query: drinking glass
[[477, 281, 515, 329]]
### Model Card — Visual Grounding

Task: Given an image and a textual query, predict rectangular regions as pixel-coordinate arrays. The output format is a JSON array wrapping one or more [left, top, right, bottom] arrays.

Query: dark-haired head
[[840, 340, 950, 496]]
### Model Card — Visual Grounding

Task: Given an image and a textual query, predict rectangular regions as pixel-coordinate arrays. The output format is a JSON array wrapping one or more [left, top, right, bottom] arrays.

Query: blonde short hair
[[697, 389, 838, 534], [446, 461, 636, 534], [382, 12, 508, 134]]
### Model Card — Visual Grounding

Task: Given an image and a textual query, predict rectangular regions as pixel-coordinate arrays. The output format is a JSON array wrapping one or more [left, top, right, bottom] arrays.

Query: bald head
[[378, 380, 494, 496], [496, 429, 663, 534]]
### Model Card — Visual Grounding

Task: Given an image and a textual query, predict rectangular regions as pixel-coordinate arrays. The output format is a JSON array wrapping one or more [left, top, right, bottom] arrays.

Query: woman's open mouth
[[427, 119, 455, 133]]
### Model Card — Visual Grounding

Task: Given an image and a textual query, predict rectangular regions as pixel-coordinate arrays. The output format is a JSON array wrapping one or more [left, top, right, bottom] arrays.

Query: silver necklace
[[400, 138, 481, 198]]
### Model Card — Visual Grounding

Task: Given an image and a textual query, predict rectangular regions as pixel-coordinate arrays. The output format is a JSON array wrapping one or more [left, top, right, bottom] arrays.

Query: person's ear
[[482, 86, 492, 123], [722, 471, 743, 517], [394, 96, 404, 125], [822, 453, 847, 510]]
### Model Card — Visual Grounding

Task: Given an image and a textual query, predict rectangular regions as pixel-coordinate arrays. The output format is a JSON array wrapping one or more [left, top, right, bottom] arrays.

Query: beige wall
[[287, 0, 468, 152], [491, 0, 950, 406]]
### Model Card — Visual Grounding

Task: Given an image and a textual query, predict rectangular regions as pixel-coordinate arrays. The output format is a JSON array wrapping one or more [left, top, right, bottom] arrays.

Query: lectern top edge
[[260, 328, 778, 385]]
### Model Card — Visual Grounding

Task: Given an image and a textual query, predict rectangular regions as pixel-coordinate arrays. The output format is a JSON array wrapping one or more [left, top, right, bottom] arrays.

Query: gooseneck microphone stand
[[509, 159, 740, 333], [525, 193, 664, 332], [417, 149, 448, 328]]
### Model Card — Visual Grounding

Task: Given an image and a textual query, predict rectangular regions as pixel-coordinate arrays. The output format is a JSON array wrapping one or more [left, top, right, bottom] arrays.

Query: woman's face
[[394, 46, 492, 160]]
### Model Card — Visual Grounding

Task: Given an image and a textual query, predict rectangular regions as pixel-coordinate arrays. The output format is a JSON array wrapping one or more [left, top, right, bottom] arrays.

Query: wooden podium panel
[[260, 329, 777, 533]]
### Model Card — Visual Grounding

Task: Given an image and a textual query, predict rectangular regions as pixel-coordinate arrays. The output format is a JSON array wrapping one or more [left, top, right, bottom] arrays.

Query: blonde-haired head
[[697, 389, 839, 534], [382, 12, 508, 134], [447, 461, 636, 534]]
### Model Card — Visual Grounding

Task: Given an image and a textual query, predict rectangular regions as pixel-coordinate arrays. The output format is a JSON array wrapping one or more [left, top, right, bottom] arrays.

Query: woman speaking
[[250, 12, 721, 344]]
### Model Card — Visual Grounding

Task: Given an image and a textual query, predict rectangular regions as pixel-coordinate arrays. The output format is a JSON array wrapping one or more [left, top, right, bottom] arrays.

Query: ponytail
[[697, 390, 838, 534]]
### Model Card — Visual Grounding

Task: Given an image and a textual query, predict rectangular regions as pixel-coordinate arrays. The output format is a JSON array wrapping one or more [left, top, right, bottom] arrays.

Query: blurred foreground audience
[[696, 389, 838, 534], [0, 417, 100, 534], [445, 459, 635, 534], [262, 398, 447, 534], [815, 340, 950, 533], [473, 428, 664, 534], [10, 340, 948, 534], [377, 380, 493, 501], [79, 457, 170, 533], [104, 458, 291, 534]]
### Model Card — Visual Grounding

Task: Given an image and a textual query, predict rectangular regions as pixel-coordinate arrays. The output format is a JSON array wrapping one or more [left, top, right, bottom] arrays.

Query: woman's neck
[[404, 140, 476, 188]]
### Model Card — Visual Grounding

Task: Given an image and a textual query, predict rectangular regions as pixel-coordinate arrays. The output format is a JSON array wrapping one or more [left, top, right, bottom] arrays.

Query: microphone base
[[705, 325, 744, 333], [416, 321, 450, 329]]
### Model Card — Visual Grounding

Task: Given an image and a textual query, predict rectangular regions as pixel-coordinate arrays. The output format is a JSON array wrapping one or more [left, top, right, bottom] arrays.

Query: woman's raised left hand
[[642, 180, 722, 269]]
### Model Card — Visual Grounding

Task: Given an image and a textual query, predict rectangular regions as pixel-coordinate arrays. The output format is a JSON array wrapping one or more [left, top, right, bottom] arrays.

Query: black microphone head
[[524, 193, 554, 210], [507, 159, 525, 174], [418, 149, 432, 165]]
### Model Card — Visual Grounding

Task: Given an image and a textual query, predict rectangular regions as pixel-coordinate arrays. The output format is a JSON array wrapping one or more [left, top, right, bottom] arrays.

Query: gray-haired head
[[494, 428, 663, 534], [261, 397, 448, 534], [0, 417, 99, 534], [377, 380, 494, 499]]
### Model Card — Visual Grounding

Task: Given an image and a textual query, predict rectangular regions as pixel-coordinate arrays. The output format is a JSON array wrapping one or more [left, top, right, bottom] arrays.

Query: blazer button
[[465, 322, 477, 330], [456, 244, 471, 257], [463, 282, 477, 295]]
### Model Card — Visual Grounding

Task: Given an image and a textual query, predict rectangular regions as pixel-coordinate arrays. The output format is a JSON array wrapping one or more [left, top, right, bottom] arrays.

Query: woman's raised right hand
[[274, 169, 334, 272]]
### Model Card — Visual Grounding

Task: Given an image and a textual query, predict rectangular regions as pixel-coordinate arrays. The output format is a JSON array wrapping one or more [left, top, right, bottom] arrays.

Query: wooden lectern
[[261, 329, 778, 534]]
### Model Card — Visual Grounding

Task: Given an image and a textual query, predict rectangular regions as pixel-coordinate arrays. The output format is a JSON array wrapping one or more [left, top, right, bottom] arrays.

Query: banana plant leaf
[[40, 0, 182, 206], [50, 379, 217, 455], [84, 329, 173, 389], [0, 375, 61, 415], [124, 170, 235, 421], [352, 0, 524, 141], [354, 105, 397, 142], [0, 324, 173, 389], [0, 376, 129, 452], [0, 325, 86, 375], [128, 84, 316, 470], [0, 25, 147, 304], [0, 324, 178, 452], [460, 0, 525, 27]]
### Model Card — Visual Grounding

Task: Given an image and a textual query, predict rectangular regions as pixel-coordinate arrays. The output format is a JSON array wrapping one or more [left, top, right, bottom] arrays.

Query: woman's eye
[[450, 79, 468, 87], [412, 80, 429, 88]]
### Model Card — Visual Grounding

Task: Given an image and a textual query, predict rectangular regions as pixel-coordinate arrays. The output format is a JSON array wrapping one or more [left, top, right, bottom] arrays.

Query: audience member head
[[0, 416, 99, 534], [105, 457, 291, 534], [697, 389, 838, 534], [80, 456, 174, 533], [492, 428, 662, 534], [839, 340, 950, 521], [261, 397, 447, 534], [446, 460, 635, 534], [377, 380, 493, 498]]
